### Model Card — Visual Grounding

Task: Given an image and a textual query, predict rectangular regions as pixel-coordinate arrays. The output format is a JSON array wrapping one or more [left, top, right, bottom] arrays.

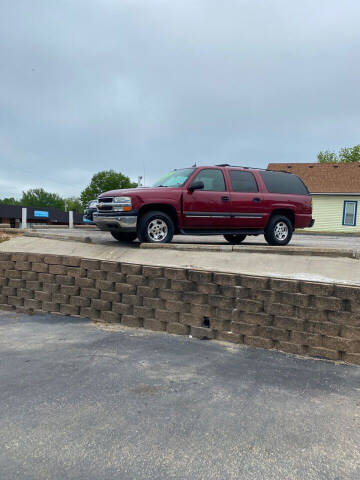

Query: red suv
[[93, 165, 314, 246]]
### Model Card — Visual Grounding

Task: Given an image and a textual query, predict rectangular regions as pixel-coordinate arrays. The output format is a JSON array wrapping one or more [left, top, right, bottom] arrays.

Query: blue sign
[[83, 216, 93, 223], [34, 210, 49, 218]]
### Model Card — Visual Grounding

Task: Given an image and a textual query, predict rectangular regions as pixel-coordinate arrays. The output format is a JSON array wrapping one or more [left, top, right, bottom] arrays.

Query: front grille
[[98, 197, 114, 211]]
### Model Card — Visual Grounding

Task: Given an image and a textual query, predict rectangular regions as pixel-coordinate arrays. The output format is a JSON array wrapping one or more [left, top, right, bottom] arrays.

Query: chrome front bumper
[[93, 213, 137, 232]]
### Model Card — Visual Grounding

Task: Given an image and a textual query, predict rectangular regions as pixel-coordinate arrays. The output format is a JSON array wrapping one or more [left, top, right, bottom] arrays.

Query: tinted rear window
[[260, 171, 309, 195], [229, 170, 258, 192]]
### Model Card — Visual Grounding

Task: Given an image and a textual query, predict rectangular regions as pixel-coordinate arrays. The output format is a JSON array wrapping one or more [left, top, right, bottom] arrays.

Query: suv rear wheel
[[138, 211, 174, 243], [111, 232, 137, 242], [223, 234, 246, 244], [264, 215, 293, 246]]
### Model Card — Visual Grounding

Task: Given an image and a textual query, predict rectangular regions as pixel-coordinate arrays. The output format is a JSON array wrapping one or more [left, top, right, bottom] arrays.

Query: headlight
[[88, 200, 97, 208], [112, 196, 132, 212], [113, 196, 132, 204]]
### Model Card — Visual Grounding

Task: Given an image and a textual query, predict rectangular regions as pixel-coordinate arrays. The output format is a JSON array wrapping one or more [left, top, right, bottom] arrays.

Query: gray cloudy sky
[[1, 0, 360, 198]]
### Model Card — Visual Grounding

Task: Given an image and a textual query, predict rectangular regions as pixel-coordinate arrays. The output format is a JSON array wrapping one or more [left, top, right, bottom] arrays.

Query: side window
[[343, 201, 357, 226], [230, 171, 258, 192], [260, 171, 309, 195], [192, 169, 226, 191]]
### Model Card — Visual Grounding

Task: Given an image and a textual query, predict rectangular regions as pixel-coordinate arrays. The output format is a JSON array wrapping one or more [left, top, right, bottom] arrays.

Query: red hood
[[98, 187, 180, 198]]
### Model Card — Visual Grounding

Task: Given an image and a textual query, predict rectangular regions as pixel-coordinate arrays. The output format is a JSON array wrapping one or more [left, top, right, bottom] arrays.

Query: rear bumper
[[295, 214, 315, 229], [93, 213, 138, 232]]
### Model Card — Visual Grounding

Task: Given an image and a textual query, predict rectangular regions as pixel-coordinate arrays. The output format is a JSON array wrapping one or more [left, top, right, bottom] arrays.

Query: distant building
[[267, 162, 360, 233], [0, 204, 84, 227]]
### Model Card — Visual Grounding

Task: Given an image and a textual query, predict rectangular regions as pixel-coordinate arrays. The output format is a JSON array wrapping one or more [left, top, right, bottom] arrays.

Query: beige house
[[267, 163, 360, 233]]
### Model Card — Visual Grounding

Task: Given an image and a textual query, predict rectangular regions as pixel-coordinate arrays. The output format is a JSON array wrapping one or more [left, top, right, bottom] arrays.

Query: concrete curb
[[140, 242, 360, 259], [23, 232, 94, 243], [0, 226, 96, 234]]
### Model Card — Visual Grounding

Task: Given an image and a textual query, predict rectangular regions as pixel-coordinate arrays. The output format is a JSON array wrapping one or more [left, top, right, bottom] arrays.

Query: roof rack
[[215, 164, 268, 171]]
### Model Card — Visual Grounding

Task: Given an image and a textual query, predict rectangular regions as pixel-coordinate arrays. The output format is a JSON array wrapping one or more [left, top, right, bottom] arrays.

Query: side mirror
[[188, 181, 204, 192]]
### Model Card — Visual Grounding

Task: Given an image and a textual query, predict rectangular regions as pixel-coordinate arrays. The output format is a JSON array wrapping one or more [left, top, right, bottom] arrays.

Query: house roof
[[267, 162, 360, 193]]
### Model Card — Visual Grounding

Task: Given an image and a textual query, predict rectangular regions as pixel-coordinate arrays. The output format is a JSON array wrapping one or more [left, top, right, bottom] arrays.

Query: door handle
[[221, 196, 230, 202], [253, 197, 261, 203]]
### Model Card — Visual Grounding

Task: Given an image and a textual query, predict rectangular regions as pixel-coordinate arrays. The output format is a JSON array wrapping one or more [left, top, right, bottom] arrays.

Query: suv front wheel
[[111, 232, 137, 242], [224, 234, 246, 244], [264, 215, 293, 246], [138, 211, 174, 243]]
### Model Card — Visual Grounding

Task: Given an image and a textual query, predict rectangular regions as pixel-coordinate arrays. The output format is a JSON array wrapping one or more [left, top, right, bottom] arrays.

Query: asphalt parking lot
[[1, 311, 360, 480]]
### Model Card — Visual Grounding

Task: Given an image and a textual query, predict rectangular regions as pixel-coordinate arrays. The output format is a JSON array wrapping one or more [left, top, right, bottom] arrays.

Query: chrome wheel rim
[[147, 219, 168, 242], [274, 221, 288, 241]]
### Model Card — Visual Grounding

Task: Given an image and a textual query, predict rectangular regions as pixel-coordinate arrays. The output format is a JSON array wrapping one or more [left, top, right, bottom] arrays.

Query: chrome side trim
[[184, 212, 264, 218]]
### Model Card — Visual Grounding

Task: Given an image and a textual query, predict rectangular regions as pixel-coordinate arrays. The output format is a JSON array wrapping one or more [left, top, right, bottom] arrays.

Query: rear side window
[[229, 170, 258, 192], [192, 169, 226, 191], [260, 171, 309, 195]]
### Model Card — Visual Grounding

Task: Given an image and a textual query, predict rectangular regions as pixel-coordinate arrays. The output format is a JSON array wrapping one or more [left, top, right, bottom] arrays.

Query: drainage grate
[[202, 317, 210, 328]]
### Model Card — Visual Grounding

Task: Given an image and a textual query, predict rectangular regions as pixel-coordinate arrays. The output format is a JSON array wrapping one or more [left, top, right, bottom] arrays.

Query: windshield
[[152, 168, 195, 188]]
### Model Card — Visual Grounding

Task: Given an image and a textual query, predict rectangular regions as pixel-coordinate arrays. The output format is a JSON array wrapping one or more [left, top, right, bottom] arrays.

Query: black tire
[[264, 215, 293, 246], [110, 231, 137, 242], [224, 234, 247, 244], [137, 211, 174, 243]]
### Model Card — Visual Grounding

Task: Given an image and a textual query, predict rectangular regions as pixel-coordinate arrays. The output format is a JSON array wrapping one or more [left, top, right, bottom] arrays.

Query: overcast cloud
[[1, 0, 360, 198]]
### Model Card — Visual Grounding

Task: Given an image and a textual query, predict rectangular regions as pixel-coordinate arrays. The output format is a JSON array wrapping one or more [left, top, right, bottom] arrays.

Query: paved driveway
[[26, 228, 360, 248], [1, 311, 359, 480]]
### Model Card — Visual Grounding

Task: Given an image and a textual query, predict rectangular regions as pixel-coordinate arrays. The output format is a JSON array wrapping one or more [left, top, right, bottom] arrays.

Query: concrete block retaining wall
[[1, 252, 360, 365]]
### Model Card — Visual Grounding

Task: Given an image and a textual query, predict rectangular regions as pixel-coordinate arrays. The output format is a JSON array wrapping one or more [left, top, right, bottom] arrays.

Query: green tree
[[318, 144, 360, 163], [63, 197, 83, 213], [80, 170, 136, 206], [0, 197, 20, 205], [339, 144, 360, 163], [317, 150, 338, 163], [20, 188, 65, 210]]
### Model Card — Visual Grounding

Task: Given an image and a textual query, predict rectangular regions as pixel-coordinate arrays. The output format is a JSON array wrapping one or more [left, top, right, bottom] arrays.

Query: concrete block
[[167, 322, 190, 335], [143, 318, 166, 331], [312, 296, 343, 312], [114, 283, 136, 295], [214, 273, 237, 286], [100, 261, 120, 272], [121, 315, 143, 328], [240, 275, 269, 290], [244, 336, 273, 349], [217, 331, 243, 344], [91, 299, 111, 311], [300, 281, 334, 297], [156, 309, 179, 323], [70, 296, 91, 307], [44, 255, 63, 265], [121, 263, 142, 275], [191, 326, 215, 339], [107, 272, 126, 283], [100, 311, 121, 323], [60, 304, 80, 316], [231, 322, 258, 336], [307, 346, 339, 361]]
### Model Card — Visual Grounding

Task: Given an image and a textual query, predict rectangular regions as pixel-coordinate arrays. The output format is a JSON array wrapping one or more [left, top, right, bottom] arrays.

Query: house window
[[342, 201, 357, 226]]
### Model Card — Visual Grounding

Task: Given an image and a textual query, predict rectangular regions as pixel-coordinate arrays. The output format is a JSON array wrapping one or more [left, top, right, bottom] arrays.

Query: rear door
[[182, 168, 232, 228], [227, 170, 266, 228]]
